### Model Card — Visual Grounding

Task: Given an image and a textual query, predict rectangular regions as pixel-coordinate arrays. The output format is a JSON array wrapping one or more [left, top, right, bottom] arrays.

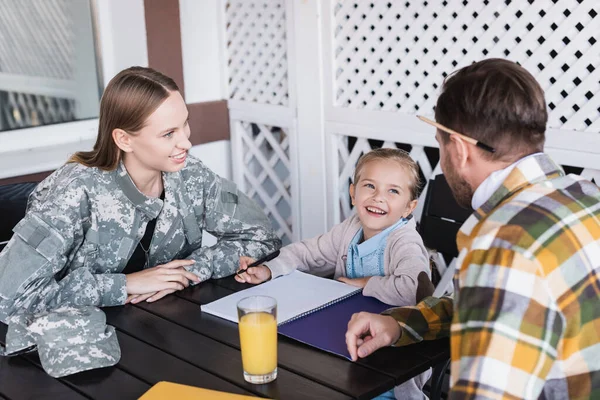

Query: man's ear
[[349, 183, 356, 206], [112, 128, 133, 153], [449, 134, 470, 169]]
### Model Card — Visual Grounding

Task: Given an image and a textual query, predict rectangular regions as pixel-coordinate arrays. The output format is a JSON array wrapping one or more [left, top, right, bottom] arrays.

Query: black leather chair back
[[0, 182, 37, 251], [419, 174, 471, 258]]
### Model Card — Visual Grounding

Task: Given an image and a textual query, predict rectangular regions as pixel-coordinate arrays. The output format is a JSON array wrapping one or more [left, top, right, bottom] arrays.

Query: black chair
[[419, 174, 471, 400], [0, 182, 37, 252], [419, 174, 471, 260]]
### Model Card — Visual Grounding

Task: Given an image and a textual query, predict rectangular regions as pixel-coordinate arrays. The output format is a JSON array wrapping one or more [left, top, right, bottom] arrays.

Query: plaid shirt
[[384, 153, 600, 399]]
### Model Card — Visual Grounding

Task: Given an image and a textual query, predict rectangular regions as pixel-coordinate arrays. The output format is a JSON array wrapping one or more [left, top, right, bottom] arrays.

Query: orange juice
[[238, 312, 277, 375]]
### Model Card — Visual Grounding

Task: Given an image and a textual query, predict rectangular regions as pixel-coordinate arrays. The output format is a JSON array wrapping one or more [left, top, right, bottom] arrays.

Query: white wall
[[180, 0, 231, 247], [189, 140, 232, 181], [95, 0, 149, 86], [179, 0, 231, 179], [179, 0, 227, 103]]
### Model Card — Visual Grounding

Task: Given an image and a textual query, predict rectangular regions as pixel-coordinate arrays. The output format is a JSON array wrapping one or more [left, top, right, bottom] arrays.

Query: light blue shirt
[[345, 217, 409, 280]]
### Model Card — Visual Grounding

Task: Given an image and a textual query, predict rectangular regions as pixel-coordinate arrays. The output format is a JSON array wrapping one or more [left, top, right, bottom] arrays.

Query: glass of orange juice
[[237, 295, 277, 384]]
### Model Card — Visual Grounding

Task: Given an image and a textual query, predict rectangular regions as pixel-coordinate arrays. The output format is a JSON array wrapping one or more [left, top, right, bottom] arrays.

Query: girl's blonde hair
[[353, 148, 422, 200], [68, 66, 179, 170]]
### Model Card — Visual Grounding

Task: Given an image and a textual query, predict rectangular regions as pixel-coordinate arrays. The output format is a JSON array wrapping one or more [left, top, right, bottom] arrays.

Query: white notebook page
[[202, 271, 360, 325]]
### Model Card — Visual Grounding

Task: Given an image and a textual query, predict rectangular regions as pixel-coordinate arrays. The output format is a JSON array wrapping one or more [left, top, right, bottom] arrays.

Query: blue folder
[[278, 293, 393, 360]]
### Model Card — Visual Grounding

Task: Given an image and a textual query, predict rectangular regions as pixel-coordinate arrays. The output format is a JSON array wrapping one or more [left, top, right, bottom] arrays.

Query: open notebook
[[202, 271, 393, 359]]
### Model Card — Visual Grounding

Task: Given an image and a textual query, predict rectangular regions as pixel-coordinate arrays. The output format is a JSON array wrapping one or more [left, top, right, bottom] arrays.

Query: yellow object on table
[[139, 381, 264, 399]]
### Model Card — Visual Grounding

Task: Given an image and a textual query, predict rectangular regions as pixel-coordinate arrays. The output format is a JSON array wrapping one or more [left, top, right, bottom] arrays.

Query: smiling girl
[[236, 148, 432, 306], [235, 148, 432, 400]]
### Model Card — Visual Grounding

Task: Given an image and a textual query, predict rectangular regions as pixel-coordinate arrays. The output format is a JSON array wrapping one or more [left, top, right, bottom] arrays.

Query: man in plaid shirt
[[346, 59, 600, 399]]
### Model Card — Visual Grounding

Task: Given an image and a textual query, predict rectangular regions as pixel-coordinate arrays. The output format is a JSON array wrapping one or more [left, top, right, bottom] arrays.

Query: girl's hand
[[234, 256, 272, 284], [337, 276, 371, 288], [125, 259, 200, 296]]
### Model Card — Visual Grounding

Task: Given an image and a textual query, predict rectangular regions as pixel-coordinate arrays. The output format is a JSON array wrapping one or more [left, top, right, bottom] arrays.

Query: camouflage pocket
[[217, 179, 238, 217], [0, 236, 50, 299], [82, 243, 99, 268], [0, 216, 67, 298], [13, 215, 66, 263]]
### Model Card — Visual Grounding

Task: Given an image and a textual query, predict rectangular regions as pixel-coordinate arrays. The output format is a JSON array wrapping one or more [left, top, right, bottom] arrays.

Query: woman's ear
[[112, 128, 133, 153], [349, 183, 356, 206]]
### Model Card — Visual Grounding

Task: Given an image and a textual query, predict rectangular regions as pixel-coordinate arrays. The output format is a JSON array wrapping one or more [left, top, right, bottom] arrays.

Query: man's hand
[[337, 276, 371, 288], [125, 259, 200, 302], [345, 312, 402, 361], [234, 256, 272, 284]]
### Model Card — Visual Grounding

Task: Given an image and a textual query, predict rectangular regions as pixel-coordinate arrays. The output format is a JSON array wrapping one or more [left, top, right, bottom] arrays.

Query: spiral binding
[[279, 288, 362, 326]]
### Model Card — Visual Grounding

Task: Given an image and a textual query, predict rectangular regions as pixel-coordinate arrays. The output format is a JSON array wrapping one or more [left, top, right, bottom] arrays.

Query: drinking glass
[[237, 295, 277, 384]]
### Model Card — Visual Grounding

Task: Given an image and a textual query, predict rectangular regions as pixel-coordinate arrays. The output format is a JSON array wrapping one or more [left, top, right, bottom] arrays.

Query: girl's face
[[124, 90, 192, 174], [350, 159, 418, 240]]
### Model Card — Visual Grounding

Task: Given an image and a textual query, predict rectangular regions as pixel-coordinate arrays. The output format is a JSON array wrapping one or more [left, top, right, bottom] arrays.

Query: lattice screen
[[225, 0, 289, 106], [332, 0, 599, 132], [236, 121, 294, 245], [225, 0, 296, 242]]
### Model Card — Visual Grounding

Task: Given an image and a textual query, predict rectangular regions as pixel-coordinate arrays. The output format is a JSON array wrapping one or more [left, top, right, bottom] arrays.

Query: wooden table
[[0, 277, 449, 399]]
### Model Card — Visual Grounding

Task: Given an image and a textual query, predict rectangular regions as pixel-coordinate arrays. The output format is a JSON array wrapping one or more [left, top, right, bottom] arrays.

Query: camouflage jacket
[[0, 155, 280, 322]]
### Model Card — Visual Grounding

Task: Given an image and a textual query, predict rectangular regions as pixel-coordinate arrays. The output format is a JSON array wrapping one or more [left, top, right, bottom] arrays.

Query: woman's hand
[[125, 259, 200, 301], [125, 288, 177, 304], [337, 276, 371, 288], [234, 256, 272, 284]]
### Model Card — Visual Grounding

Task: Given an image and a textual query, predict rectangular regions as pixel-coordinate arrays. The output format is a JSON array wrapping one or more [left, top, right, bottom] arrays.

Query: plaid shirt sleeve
[[383, 247, 562, 399], [447, 247, 562, 399], [382, 295, 453, 346]]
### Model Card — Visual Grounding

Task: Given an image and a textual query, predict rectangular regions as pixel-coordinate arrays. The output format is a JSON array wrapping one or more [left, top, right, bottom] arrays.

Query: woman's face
[[125, 90, 192, 173]]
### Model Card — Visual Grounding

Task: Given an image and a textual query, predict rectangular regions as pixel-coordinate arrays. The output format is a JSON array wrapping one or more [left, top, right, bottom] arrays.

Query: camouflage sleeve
[[186, 173, 281, 280], [382, 295, 454, 346], [0, 176, 127, 321]]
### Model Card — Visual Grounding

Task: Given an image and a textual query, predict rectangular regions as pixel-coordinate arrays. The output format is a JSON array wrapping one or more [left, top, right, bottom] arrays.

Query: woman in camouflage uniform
[[0, 67, 281, 321]]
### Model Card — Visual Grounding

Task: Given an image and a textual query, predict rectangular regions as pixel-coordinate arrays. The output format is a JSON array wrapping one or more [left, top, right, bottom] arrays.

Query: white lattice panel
[[225, 0, 289, 106], [332, 0, 599, 132], [234, 121, 294, 245]]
